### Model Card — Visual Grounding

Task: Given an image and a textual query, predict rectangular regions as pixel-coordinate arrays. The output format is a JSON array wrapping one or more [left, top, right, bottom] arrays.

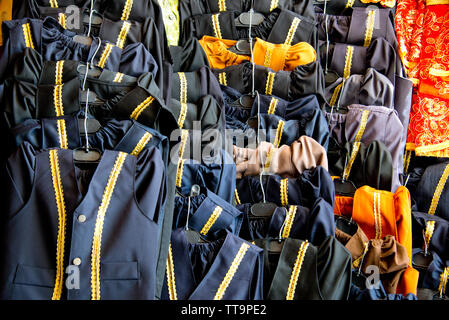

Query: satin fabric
[[412, 211, 449, 261], [199, 36, 316, 71], [334, 185, 420, 295], [233, 136, 328, 179]]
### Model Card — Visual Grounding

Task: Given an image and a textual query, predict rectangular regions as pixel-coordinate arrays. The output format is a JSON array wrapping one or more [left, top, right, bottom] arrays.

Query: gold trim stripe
[[424, 221, 436, 253], [234, 188, 241, 205], [200, 206, 223, 236], [265, 72, 276, 95], [176, 130, 189, 187], [438, 267, 449, 296], [177, 73, 188, 128], [273, 120, 285, 148], [342, 110, 370, 180], [91, 152, 128, 300], [286, 241, 309, 300], [364, 10, 376, 47], [166, 243, 178, 300], [49, 150, 66, 300], [121, 0, 134, 21], [427, 0, 449, 5], [113, 72, 125, 83], [264, 43, 275, 68], [130, 96, 155, 120], [58, 13, 67, 29], [343, 46, 354, 79], [57, 119, 68, 149], [264, 147, 276, 172], [116, 21, 131, 49], [130, 132, 153, 156], [270, 0, 279, 11], [212, 14, 223, 39], [373, 191, 382, 239], [214, 243, 250, 300], [284, 18, 301, 46], [267, 98, 279, 115], [97, 43, 114, 69], [342, 142, 361, 181], [55, 60, 64, 85], [345, 0, 355, 8], [22, 23, 35, 49], [428, 164, 449, 215], [280, 178, 289, 206], [352, 242, 369, 269], [404, 149, 412, 173], [282, 206, 298, 239], [49, 0, 58, 8], [218, 72, 227, 85], [329, 83, 343, 107], [218, 0, 227, 11]]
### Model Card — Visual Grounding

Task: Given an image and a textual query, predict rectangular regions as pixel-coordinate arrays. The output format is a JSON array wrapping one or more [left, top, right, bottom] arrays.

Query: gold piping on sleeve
[[286, 241, 309, 300], [200, 206, 223, 236]]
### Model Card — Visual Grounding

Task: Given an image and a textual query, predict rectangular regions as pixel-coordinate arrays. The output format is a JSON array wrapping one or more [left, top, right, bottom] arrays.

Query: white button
[[73, 258, 82, 266], [78, 215, 86, 223]]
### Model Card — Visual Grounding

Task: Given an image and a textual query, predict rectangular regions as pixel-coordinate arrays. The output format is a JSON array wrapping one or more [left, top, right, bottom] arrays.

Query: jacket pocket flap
[[13, 264, 56, 287], [101, 261, 139, 280]]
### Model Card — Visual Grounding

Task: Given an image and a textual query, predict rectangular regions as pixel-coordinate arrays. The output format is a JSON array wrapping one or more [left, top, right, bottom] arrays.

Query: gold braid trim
[[129, 96, 155, 120], [286, 241, 309, 300], [116, 21, 131, 49], [282, 206, 298, 239], [280, 178, 289, 206], [428, 164, 449, 215], [166, 243, 178, 300], [130, 132, 153, 156], [121, 0, 134, 21], [200, 206, 223, 236]]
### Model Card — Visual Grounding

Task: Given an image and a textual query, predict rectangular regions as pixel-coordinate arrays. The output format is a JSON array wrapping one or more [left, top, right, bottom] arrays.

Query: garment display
[[0, 0, 445, 303]]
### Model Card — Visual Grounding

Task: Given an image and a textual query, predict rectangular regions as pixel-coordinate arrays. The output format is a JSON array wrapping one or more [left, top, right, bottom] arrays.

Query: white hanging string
[[324, 0, 329, 74], [86, 0, 95, 38]]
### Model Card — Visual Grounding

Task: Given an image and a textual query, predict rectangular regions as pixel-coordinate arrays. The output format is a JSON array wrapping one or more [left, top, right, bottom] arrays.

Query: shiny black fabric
[[0, 142, 166, 299], [170, 37, 210, 73], [255, 236, 352, 299], [181, 9, 317, 48], [328, 139, 394, 191], [235, 166, 335, 208], [212, 61, 325, 103]]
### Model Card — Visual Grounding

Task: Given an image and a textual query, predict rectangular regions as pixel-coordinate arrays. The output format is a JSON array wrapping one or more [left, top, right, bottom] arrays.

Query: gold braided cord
[[49, 0, 58, 8], [343, 46, 354, 79], [282, 206, 298, 239], [55, 60, 64, 85], [264, 43, 275, 68], [218, 72, 227, 85], [438, 267, 449, 296], [286, 241, 309, 300], [49, 150, 66, 300], [116, 21, 131, 49], [373, 192, 382, 239], [214, 243, 250, 300], [22, 24, 34, 49], [166, 243, 178, 300], [403, 149, 412, 173], [212, 14, 223, 39], [113, 72, 125, 83], [57, 119, 68, 149], [97, 43, 114, 69], [268, 98, 279, 114], [129, 96, 155, 120], [58, 13, 67, 29], [91, 152, 128, 300], [424, 221, 436, 253], [175, 130, 189, 187], [176, 159, 186, 188], [354, 110, 370, 142], [200, 206, 223, 236], [273, 120, 285, 148], [265, 72, 276, 95], [234, 188, 241, 205], [345, 0, 355, 8], [218, 0, 227, 11], [284, 18, 301, 46], [428, 164, 449, 215], [329, 83, 343, 107], [342, 142, 361, 181], [130, 132, 153, 156], [280, 178, 289, 206], [121, 0, 134, 21], [363, 10, 376, 47], [177, 73, 188, 128], [352, 242, 369, 269], [270, 0, 279, 11]]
